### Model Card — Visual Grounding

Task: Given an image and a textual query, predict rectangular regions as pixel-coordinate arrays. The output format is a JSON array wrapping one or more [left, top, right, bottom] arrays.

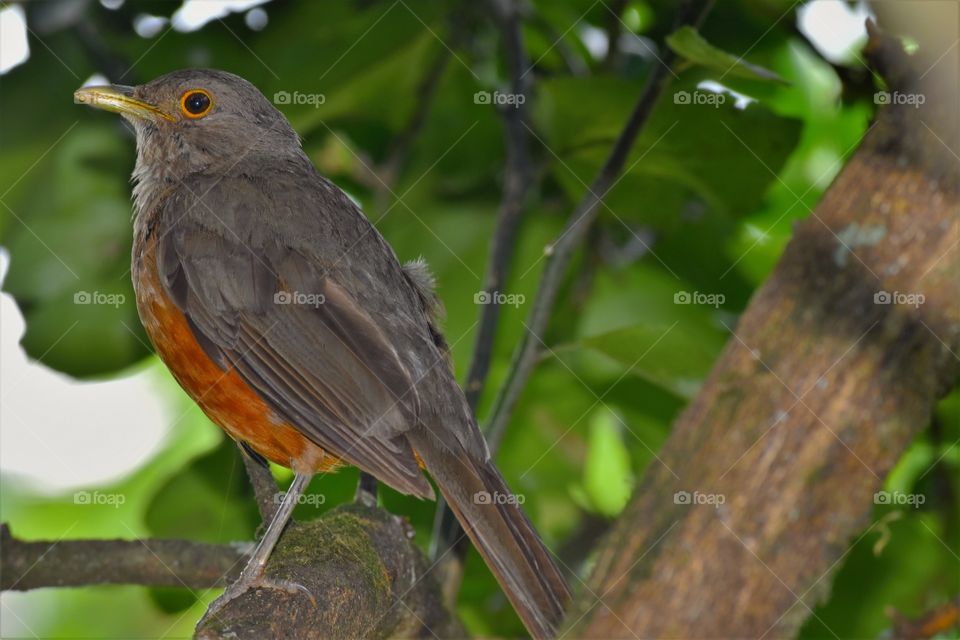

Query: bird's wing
[[153, 172, 434, 498]]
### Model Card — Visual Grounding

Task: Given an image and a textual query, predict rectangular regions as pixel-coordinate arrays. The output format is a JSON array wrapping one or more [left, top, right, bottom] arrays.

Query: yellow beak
[[74, 85, 174, 122]]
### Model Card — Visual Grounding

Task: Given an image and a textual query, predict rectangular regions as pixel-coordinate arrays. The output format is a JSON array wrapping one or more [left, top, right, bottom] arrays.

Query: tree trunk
[[568, 23, 959, 640]]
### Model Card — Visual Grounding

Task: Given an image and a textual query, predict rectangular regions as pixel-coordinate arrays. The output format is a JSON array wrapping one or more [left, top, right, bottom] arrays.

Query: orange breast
[[133, 233, 342, 475]]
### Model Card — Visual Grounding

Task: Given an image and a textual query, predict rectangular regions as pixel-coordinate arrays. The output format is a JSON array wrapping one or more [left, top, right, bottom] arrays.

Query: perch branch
[[2, 504, 464, 640], [1, 522, 247, 591]]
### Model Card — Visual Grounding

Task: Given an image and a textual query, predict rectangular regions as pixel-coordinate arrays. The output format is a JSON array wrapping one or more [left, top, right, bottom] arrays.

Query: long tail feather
[[408, 427, 572, 639]]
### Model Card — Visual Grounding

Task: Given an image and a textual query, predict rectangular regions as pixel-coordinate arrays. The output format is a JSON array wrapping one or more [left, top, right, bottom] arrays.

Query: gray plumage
[[115, 68, 568, 638]]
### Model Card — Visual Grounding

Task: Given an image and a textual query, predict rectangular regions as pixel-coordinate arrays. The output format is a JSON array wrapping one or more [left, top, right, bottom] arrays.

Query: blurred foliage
[[0, 0, 956, 638]]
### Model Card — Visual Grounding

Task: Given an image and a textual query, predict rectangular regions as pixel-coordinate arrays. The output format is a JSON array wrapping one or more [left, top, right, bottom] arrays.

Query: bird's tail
[[408, 427, 571, 639]]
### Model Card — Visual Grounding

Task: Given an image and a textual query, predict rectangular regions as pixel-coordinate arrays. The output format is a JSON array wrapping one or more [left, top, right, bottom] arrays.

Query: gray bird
[[75, 68, 570, 638]]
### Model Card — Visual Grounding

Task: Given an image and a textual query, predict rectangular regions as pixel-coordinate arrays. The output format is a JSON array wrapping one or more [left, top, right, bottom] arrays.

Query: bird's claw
[[197, 571, 316, 628]]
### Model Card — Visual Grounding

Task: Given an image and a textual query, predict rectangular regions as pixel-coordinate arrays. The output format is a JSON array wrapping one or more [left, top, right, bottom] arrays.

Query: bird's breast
[[132, 221, 342, 475]]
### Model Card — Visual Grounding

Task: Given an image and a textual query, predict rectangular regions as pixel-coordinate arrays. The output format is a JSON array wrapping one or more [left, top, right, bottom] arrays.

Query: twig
[[601, 0, 629, 70], [237, 442, 279, 526], [430, 0, 538, 574], [485, 0, 715, 450], [464, 0, 536, 410]]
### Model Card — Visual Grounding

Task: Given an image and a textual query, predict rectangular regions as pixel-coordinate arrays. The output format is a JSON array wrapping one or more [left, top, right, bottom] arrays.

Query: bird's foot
[[197, 568, 316, 628]]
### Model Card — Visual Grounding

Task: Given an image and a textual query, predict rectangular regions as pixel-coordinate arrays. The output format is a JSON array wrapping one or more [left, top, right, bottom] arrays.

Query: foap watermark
[[274, 90, 326, 108], [74, 290, 125, 308], [473, 90, 525, 108], [874, 490, 925, 509], [874, 91, 925, 108], [274, 290, 326, 308], [474, 290, 525, 308], [673, 90, 726, 108], [674, 490, 725, 507], [874, 290, 925, 308], [674, 290, 725, 308], [473, 490, 525, 505], [274, 491, 326, 507], [74, 490, 126, 508]]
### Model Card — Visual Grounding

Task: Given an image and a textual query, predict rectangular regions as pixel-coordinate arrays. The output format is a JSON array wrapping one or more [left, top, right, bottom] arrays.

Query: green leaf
[[1, 123, 150, 377], [666, 26, 785, 83], [581, 320, 726, 400], [581, 408, 634, 517], [144, 438, 259, 543]]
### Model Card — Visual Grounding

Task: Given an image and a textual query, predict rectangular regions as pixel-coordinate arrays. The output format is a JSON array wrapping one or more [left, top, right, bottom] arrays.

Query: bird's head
[[74, 69, 303, 210]]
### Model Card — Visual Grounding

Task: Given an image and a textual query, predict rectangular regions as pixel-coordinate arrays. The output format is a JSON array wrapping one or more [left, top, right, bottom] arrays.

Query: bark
[[568, 24, 960, 640], [1, 522, 248, 591], [2, 504, 464, 640], [195, 505, 465, 639]]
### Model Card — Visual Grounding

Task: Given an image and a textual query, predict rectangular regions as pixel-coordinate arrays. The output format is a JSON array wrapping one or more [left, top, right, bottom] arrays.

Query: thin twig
[[431, 0, 538, 569], [484, 0, 715, 451], [464, 0, 536, 410], [601, 0, 629, 70], [237, 442, 279, 525]]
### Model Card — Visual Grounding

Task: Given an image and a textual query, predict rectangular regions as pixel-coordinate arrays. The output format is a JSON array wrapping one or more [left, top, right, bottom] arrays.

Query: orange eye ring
[[180, 89, 213, 119]]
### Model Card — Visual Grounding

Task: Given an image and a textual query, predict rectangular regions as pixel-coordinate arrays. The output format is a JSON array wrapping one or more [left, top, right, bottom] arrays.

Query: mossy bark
[[195, 504, 464, 639]]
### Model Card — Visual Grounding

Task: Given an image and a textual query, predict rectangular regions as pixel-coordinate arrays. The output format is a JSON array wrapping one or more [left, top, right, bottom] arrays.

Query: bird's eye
[[180, 89, 213, 119]]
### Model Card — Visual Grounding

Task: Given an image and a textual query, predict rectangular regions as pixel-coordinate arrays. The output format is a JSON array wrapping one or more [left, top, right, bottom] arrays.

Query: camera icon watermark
[[73, 490, 126, 508], [673, 490, 725, 507], [473, 90, 525, 108], [473, 490, 525, 505], [274, 90, 326, 108], [874, 91, 925, 108], [873, 290, 925, 308], [674, 290, 725, 308], [474, 290, 526, 308], [673, 90, 726, 108], [274, 290, 326, 308], [873, 490, 925, 508], [74, 290, 125, 308]]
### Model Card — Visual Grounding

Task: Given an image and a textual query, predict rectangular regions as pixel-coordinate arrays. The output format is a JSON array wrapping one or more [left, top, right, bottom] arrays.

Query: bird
[[74, 68, 570, 638]]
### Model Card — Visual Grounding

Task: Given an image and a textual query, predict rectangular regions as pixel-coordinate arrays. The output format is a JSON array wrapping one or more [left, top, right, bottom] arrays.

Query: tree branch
[[484, 0, 715, 450], [2, 505, 464, 639], [0, 523, 247, 591], [568, 22, 960, 638]]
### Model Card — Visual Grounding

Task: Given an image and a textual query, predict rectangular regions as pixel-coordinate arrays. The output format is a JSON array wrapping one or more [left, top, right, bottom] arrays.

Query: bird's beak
[[73, 84, 174, 122]]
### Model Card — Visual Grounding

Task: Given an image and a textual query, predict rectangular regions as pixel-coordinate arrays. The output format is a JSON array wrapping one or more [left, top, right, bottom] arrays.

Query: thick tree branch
[[485, 0, 715, 450], [2, 505, 464, 639], [568, 22, 960, 639], [1, 523, 247, 591]]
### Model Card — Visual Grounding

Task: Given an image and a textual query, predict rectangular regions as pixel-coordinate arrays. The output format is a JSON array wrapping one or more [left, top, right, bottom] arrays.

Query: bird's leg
[[197, 471, 316, 627], [354, 471, 379, 507]]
